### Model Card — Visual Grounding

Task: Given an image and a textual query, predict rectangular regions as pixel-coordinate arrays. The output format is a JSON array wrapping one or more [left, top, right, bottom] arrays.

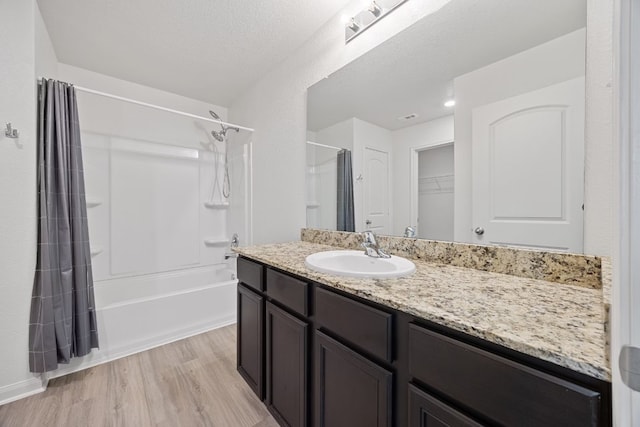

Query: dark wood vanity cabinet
[[236, 256, 612, 427], [266, 301, 309, 427], [408, 324, 602, 426], [315, 287, 393, 363], [408, 384, 483, 427], [315, 331, 392, 427], [314, 286, 394, 426], [237, 283, 264, 399], [265, 268, 312, 426]]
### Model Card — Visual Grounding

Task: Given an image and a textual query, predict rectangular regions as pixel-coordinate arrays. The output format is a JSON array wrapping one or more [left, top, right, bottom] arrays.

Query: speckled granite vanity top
[[235, 241, 610, 382]]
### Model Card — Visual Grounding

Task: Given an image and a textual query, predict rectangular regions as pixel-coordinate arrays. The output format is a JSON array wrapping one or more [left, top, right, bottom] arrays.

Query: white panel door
[[363, 147, 390, 234], [472, 77, 584, 252]]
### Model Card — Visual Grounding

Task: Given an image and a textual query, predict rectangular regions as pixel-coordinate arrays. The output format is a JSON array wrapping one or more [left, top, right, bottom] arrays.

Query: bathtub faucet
[[226, 233, 240, 259]]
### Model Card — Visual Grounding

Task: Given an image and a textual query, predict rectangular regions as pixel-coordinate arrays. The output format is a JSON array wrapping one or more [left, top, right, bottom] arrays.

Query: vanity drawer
[[238, 257, 264, 292], [266, 268, 309, 317], [408, 384, 483, 427], [315, 287, 393, 363], [408, 324, 601, 426]]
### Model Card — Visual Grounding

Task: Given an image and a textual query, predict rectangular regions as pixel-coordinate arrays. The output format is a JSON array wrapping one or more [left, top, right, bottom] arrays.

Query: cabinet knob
[[474, 227, 485, 236]]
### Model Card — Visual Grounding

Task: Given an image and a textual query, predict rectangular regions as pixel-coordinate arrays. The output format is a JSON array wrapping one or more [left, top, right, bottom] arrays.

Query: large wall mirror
[[306, 0, 588, 253]]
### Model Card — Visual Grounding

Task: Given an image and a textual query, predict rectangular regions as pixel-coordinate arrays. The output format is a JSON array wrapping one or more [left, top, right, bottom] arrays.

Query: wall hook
[[5, 123, 19, 139]]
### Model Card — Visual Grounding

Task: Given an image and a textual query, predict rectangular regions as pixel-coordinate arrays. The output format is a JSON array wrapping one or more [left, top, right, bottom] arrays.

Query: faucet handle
[[377, 248, 391, 259], [361, 242, 378, 257], [362, 230, 377, 245], [404, 226, 416, 238]]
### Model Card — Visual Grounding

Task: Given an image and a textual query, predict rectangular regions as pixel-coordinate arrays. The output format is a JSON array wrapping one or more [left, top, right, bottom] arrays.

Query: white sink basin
[[305, 250, 416, 279]]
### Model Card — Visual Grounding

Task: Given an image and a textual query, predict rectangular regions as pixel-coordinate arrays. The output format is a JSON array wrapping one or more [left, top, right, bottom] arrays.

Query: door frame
[[613, 0, 640, 423], [409, 140, 454, 237]]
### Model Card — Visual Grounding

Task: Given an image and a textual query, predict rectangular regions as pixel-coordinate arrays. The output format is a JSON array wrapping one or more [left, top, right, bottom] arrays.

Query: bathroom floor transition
[[0, 325, 278, 427]]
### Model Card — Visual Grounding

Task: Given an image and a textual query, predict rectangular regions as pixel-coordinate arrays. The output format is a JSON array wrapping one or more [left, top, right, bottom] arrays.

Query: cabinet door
[[315, 331, 392, 427], [237, 284, 264, 399], [266, 302, 308, 427], [409, 384, 484, 427]]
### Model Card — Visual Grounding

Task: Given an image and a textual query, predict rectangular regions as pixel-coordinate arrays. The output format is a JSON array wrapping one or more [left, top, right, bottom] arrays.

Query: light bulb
[[369, 2, 382, 17], [348, 18, 360, 32]]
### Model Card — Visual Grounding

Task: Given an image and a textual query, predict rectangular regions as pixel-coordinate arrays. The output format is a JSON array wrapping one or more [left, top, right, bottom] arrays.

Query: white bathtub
[[50, 264, 238, 379]]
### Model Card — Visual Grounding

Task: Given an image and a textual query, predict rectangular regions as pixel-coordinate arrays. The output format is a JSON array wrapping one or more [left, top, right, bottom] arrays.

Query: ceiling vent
[[398, 113, 419, 121]]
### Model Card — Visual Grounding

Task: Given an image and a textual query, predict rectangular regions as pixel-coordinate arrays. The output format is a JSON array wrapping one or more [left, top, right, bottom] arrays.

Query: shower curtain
[[337, 149, 355, 232], [29, 79, 99, 373]]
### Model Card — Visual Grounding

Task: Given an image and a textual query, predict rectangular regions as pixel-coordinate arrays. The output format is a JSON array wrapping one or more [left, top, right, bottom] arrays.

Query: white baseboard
[[0, 375, 47, 406]]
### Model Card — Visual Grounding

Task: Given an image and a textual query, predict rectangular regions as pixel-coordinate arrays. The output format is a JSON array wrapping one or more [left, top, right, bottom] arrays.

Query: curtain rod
[[37, 78, 254, 133], [306, 141, 343, 151]]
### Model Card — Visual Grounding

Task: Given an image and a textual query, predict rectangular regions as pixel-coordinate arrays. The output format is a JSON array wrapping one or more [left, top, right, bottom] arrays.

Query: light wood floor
[[0, 325, 278, 427]]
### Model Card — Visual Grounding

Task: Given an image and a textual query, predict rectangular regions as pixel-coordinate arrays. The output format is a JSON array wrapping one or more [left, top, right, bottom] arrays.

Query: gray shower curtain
[[337, 149, 355, 232], [29, 79, 99, 373]]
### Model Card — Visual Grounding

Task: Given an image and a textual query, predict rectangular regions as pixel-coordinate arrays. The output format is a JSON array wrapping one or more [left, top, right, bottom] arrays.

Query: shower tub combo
[[49, 88, 253, 377]]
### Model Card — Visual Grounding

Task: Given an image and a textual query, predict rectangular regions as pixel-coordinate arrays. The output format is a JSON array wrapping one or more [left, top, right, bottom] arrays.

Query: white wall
[[317, 118, 354, 151], [0, 0, 41, 404], [59, 64, 228, 121], [583, 0, 613, 256], [35, 3, 58, 79], [453, 29, 587, 246], [229, 0, 454, 244], [391, 116, 454, 236]]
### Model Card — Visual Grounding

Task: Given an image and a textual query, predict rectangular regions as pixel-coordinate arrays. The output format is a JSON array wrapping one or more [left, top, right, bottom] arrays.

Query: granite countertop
[[235, 241, 610, 382]]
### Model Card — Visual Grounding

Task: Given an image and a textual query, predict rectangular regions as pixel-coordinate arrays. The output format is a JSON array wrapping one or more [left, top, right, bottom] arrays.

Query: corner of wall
[[35, 2, 59, 78]]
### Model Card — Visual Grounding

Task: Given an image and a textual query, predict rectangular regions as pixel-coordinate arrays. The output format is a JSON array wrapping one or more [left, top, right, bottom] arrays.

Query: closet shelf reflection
[[204, 201, 230, 209], [90, 246, 104, 257], [419, 174, 454, 195], [204, 238, 229, 247], [86, 199, 103, 208]]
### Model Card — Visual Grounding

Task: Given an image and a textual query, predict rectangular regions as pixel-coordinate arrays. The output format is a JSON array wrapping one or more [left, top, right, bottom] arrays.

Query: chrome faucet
[[361, 230, 391, 258], [225, 233, 240, 260], [230, 233, 239, 248]]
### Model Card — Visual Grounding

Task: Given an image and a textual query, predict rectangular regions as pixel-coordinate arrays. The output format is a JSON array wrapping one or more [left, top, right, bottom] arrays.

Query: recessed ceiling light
[[444, 99, 456, 108]]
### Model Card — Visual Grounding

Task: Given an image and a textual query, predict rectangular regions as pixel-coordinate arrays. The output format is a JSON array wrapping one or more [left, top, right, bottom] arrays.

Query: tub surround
[[301, 228, 602, 289], [235, 240, 610, 382]]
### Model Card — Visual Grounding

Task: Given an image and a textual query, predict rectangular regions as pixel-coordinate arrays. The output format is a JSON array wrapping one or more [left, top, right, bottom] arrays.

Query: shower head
[[208, 110, 240, 142], [211, 130, 225, 142]]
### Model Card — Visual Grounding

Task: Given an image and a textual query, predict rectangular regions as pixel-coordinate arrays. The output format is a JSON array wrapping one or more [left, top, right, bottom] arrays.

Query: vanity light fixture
[[444, 99, 456, 108], [348, 18, 361, 33], [345, 0, 409, 43], [368, 1, 382, 17]]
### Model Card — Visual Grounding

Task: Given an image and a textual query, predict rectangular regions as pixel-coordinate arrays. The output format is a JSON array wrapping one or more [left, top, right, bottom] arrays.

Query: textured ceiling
[[38, 0, 354, 106], [307, 0, 587, 131]]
